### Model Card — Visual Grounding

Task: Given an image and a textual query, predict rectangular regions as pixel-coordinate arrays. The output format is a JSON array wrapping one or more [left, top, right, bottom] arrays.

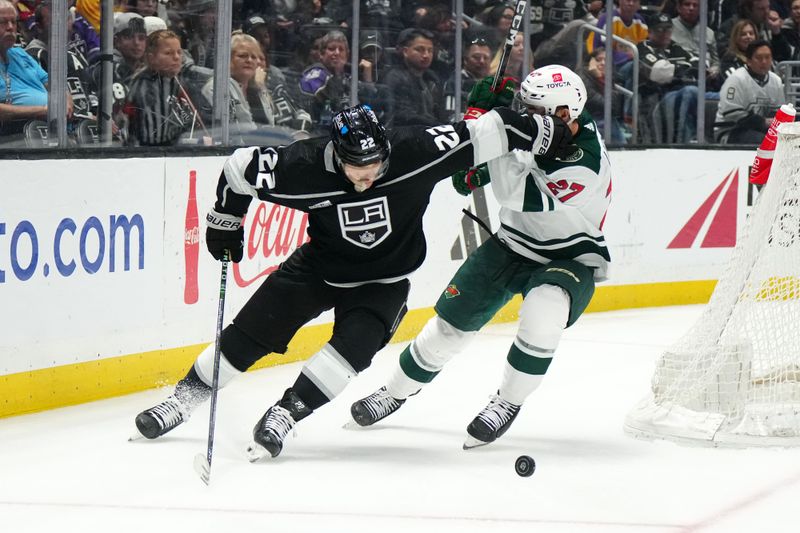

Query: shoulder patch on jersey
[[559, 148, 584, 163], [584, 122, 595, 132], [444, 284, 461, 298]]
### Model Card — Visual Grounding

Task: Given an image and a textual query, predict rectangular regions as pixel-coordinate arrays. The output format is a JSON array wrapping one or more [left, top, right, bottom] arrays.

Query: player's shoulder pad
[[223, 146, 264, 195]]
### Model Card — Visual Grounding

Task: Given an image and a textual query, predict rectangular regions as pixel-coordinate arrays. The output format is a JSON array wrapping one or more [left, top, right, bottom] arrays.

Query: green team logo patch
[[545, 267, 580, 283], [559, 148, 584, 163], [444, 284, 461, 299]]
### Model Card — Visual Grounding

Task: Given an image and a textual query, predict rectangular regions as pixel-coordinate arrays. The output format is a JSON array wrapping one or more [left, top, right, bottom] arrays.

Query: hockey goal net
[[624, 122, 800, 447]]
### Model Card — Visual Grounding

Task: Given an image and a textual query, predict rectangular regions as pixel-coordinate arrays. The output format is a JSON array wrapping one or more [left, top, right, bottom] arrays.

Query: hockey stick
[[194, 250, 230, 485], [490, 0, 528, 93]]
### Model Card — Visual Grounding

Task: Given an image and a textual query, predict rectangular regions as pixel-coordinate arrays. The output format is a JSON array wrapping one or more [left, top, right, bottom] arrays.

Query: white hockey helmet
[[518, 65, 587, 123]]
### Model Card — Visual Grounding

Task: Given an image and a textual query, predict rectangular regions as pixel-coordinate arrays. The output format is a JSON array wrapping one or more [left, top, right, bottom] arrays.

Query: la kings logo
[[337, 197, 392, 249]]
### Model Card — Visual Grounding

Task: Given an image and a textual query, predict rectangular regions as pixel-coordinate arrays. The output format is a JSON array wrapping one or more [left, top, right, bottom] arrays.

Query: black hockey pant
[[219, 248, 409, 408]]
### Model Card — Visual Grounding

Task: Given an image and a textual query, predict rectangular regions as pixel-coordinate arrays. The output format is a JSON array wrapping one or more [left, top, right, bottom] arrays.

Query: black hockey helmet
[[331, 104, 391, 167]]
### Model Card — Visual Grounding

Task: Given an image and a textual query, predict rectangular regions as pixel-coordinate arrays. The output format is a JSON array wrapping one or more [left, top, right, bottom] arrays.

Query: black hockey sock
[[174, 367, 212, 406], [290, 373, 329, 411]]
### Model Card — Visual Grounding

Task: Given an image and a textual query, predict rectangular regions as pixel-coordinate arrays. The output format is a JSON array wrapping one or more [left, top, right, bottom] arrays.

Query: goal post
[[624, 122, 800, 447]]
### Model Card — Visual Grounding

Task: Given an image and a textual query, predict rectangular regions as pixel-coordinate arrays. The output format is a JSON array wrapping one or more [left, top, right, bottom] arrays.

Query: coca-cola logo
[[232, 201, 310, 287], [184, 226, 200, 245]]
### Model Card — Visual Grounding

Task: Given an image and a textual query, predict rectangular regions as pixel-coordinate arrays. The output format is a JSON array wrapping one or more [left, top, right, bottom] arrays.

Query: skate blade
[[342, 418, 369, 430], [193, 453, 211, 485], [246, 441, 272, 463], [462, 436, 490, 450]]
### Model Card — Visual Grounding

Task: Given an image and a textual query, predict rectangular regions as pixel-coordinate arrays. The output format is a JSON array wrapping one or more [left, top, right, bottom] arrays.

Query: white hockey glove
[[531, 115, 577, 160]]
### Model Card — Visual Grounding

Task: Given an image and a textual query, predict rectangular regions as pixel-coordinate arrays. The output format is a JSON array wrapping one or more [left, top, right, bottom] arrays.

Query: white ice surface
[[2, 305, 800, 533]]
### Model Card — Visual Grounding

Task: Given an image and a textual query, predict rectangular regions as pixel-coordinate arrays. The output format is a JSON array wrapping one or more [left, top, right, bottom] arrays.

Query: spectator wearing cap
[[88, 12, 147, 128], [359, 31, 385, 83], [327, 0, 403, 43], [298, 29, 378, 131], [354, 30, 393, 133], [112, 12, 148, 85], [383, 27, 447, 127], [144, 15, 167, 36], [443, 36, 494, 116], [637, 12, 700, 143], [242, 14, 292, 70], [671, 0, 722, 91], [243, 15, 271, 59], [714, 39, 785, 143], [462, 37, 493, 84]]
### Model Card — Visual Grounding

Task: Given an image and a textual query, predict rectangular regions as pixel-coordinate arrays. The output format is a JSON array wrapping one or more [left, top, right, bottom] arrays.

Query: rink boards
[[0, 148, 759, 416]]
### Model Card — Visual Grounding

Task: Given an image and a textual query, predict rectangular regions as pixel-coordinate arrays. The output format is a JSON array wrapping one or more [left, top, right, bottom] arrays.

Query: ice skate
[[134, 395, 193, 440], [348, 386, 406, 428], [247, 388, 312, 461], [132, 370, 211, 440], [463, 394, 521, 449]]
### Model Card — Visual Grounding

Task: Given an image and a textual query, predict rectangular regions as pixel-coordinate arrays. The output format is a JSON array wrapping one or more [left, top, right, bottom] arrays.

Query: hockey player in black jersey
[[133, 79, 576, 460]]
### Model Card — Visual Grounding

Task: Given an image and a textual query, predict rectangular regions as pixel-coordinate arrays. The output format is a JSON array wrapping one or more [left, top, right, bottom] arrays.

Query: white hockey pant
[[500, 284, 570, 405], [194, 343, 243, 388], [386, 316, 477, 399]]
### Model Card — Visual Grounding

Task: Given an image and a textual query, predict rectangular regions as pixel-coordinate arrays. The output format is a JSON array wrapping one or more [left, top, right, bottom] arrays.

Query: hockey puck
[[515, 455, 535, 477]]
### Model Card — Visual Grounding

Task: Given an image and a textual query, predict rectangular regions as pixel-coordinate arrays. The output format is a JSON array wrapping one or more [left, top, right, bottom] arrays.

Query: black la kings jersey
[[213, 108, 549, 286]]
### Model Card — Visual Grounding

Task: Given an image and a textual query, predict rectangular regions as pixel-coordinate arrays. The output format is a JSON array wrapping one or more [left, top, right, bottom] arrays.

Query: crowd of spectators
[[0, 0, 798, 148]]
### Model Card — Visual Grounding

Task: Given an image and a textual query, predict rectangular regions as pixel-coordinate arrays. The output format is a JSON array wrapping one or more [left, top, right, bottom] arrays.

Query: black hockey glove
[[530, 115, 578, 160], [206, 209, 244, 263]]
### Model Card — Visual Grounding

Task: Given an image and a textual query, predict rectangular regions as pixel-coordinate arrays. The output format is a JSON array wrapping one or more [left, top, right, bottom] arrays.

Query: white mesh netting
[[624, 122, 800, 447]]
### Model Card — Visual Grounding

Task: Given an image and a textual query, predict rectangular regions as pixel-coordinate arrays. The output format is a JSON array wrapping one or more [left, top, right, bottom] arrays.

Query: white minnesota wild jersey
[[486, 111, 612, 281]]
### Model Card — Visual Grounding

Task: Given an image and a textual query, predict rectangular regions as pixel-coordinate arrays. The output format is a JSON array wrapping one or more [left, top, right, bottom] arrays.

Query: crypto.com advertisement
[[0, 158, 164, 374]]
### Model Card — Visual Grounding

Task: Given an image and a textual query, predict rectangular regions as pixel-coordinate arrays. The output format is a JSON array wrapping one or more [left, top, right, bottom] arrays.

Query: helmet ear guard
[[518, 65, 587, 123]]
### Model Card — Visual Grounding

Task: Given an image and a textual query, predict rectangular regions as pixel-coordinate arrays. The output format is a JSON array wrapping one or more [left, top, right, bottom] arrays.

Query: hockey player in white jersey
[[350, 65, 613, 449]]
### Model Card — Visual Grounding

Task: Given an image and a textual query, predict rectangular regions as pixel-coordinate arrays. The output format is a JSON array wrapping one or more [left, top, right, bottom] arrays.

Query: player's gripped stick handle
[[490, 0, 528, 93], [750, 104, 796, 185]]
